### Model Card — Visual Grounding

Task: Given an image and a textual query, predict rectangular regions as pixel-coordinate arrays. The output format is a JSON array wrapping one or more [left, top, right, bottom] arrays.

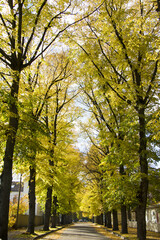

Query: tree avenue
[[0, 0, 87, 239], [70, 0, 160, 239], [0, 1, 160, 240]]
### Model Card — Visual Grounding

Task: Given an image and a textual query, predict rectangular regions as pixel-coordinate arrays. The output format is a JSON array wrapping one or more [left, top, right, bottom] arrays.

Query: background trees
[[70, 1, 160, 239], [0, 0, 84, 238], [0, 1, 159, 240]]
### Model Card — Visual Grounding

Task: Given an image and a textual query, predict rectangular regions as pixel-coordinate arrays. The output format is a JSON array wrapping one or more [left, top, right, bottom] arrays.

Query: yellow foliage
[[9, 195, 28, 228]]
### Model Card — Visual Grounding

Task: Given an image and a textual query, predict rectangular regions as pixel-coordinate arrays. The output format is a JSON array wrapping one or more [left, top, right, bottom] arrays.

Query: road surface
[[40, 222, 111, 240]]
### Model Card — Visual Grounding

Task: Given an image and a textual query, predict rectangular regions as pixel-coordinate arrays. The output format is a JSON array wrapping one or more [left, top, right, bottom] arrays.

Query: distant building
[[10, 175, 43, 216], [128, 203, 160, 232]]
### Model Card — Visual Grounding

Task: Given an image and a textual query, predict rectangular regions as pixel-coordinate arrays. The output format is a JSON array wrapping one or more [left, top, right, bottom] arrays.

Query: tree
[[36, 145, 82, 226], [156, 0, 160, 14], [18, 52, 81, 231], [76, 75, 134, 232], [8, 195, 28, 229], [79, 145, 105, 224], [0, 0, 112, 237], [42, 60, 79, 230], [17, 53, 73, 233], [0, 1, 87, 238], [71, 1, 159, 239]]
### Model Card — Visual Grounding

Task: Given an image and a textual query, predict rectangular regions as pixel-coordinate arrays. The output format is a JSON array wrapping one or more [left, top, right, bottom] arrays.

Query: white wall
[[10, 176, 43, 216]]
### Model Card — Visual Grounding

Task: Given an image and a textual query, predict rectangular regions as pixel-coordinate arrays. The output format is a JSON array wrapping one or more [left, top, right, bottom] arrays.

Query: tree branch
[[103, 91, 119, 131], [105, 3, 133, 72], [0, 49, 11, 63], [17, 0, 23, 64], [0, 72, 11, 88], [77, 42, 129, 104], [144, 60, 159, 104], [83, 87, 117, 137], [0, 56, 11, 67], [23, 0, 47, 57], [0, 13, 12, 44], [23, 2, 104, 68]]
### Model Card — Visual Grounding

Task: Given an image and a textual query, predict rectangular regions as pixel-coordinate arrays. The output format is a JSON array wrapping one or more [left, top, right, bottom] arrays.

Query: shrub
[[9, 195, 28, 228]]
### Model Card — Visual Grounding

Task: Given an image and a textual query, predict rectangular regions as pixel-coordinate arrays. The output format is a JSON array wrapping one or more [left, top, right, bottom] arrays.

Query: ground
[[8, 222, 160, 240]]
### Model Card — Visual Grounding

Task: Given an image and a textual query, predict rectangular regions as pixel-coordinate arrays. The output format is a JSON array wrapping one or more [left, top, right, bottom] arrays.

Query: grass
[[93, 224, 160, 240], [9, 226, 63, 239], [121, 227, 160, 240], [9, 224, 160, 240]]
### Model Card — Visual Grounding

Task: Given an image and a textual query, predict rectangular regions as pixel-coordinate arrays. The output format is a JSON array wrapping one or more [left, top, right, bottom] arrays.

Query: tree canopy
[[0, 1, 160, 240]]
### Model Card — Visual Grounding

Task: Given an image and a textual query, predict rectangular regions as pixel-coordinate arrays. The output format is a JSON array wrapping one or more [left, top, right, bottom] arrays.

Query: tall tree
[[79, 145, 105, 222], [78, 77, 132, 232], [0, 1, 81, 238], [43, 69, 78, 230], [72, 1, 159, 239], [23, 54, 72, 233]]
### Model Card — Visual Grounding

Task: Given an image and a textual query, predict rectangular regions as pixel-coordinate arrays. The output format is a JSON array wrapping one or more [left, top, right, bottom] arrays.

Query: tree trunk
[[136, 205, 147, 240], [15, 174, 22, 229], [98, 215, 100, 224], [98, 213, 103, 225], [128, 207, 131, 221], [0, 179, 2, 238], [57, 214, 60, 225], [112, 210, 119, 231], [67, 213, 71, 224], [0, 74, 20, 240], [156, 0, 160, 13], [61, 214, 66, 225], [136, 107, 148, 240], [43, 187, 52, 230], [61, 215, 64, 225], [105, 211, 112, 228], [121, 204, 128, 234], [119, 164, 128, 233], [27, 166, 36, 234], [51, 196, 58, 228]]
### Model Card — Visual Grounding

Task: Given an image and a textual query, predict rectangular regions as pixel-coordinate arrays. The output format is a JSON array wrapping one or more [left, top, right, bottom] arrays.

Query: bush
[[9, 195, 28, 228]]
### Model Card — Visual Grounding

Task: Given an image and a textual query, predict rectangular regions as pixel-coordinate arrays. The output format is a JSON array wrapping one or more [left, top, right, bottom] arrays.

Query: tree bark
[[136, 206, 147, 240], [112, 210, 119, 231], [105, 211, 112, 228], [0, 74, 20, 240], [136, 107, 148, 240], [43, 187, 52, 230], [128, 207, 131, 221], [57, 214, 60, 225], [51, 196, 57, 228], [27, 166, 36, 234], [15, 174, 22, 229], [61, 214, 66, 225], [51, 215, 57, 228], [119, 164, 128, 234], [44, 103, 56, 230], [121, 204, 128, 234], [98, 213, 103, 225], [156, 0, 160, 13]]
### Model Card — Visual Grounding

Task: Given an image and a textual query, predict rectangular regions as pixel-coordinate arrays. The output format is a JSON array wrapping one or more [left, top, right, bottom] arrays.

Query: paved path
[[40, 222, 111, 240]]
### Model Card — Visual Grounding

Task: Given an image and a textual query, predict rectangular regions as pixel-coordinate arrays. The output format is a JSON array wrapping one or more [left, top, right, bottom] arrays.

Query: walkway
[[40, 222, 111, 240]]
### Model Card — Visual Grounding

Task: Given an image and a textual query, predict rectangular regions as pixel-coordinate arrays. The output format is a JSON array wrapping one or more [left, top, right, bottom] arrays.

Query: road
[[40, 222, 111, 240]]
